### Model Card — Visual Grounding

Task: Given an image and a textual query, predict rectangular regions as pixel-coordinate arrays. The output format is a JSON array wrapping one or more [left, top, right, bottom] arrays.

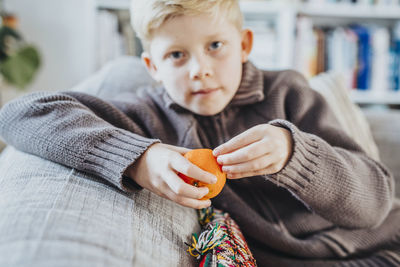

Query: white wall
[[4, 0, 97, 92]]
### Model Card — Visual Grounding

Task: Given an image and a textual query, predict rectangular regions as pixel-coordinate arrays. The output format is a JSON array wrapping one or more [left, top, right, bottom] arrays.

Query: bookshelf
[[299, 2, 400, 105], [95, 0, 400, 105], [241, 1, 400, 105]]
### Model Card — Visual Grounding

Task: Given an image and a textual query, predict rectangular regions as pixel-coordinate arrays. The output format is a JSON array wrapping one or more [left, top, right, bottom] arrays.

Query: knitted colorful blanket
[[186, 207, 257, 267]]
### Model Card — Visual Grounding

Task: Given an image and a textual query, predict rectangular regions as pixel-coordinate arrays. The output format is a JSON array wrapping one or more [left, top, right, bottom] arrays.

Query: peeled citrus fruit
[[178, 148, 226, 200]]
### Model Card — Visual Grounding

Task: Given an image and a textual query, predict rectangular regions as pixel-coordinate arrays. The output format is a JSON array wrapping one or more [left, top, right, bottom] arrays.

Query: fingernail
[[217, 156, 223, 164], [222, 166, 229, 172], [202, 187, 209, 195], [213, 149, 219, 156], [212, 177, 217, 184]]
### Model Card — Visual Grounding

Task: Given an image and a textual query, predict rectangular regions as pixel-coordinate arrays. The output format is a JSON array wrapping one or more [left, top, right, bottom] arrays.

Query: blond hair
[[130, 0, 243, 50]]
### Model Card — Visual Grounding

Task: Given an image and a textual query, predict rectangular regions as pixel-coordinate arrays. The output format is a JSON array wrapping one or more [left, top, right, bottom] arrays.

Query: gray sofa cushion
[[70, 56, 159, 98], [0, 147, 199, 267]]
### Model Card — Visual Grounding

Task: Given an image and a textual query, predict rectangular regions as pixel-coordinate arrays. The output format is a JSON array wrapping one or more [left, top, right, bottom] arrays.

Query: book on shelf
[[326, 27, 358, 90], [351, 25, 371, 91], [245, 20, 278, 70], [392, 21, 400, 91], [370, 27, 390, 94], [97, 10, 123, 69], [315, 28, 326, 75], [294, 16, 317, 78], [96, 9, 140, 70]]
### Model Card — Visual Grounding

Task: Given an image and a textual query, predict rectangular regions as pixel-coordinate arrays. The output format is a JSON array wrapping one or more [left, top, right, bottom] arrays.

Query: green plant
[[0, 20, 41, 89]]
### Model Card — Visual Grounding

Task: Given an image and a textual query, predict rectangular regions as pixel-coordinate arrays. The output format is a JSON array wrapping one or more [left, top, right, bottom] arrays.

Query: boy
[[0, 0, 399, 265]]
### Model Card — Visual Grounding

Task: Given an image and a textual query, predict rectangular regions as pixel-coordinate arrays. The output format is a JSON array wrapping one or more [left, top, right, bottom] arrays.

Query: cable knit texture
[[0, 61, 399, 266]]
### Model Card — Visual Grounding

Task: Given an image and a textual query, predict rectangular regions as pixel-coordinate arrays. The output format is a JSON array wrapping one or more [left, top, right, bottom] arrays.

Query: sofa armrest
[[363, 109, 400, 196], [0, 146, 198, 266]]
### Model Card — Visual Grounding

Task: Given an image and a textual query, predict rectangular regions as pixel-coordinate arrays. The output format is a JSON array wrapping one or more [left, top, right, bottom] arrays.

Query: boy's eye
[[209, 41, 223, 51], [169, 51, 184, 60]]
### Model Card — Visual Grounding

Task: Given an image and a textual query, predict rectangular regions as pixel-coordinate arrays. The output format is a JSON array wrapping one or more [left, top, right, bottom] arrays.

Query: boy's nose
[[189, 57, 213, 80]]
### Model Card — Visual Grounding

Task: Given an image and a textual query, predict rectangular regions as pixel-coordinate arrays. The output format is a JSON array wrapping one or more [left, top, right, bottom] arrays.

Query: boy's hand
[[213, 124, 293, 179], [125, 143, 217, 209]]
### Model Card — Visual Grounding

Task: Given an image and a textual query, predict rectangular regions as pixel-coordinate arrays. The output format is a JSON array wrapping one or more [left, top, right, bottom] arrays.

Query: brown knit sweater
[[0, 62, 399, 266]]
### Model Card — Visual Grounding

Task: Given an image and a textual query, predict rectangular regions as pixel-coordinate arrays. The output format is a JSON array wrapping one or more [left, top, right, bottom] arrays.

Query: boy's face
[[142, 13, 253, 116]]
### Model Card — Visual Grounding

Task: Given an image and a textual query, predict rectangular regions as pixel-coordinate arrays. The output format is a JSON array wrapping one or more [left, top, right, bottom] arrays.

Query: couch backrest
[[71, 56, 158, 98], [71, 56, 379, 160], [309, 72, 380, 160]]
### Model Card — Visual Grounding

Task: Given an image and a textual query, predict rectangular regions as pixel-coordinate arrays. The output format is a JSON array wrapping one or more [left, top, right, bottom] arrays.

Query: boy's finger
[[179, 198, 212, 210], [226, 166, 276, 179], [164, 171, 210, 199], [216, 139, 271, 165], [176, 197, 212, 210], [213, 126, 261, 156], [170, 156, 217, 185], [162, 187, 212, 209], [164, 144, 191, 155], [222, 154, 272, 174]]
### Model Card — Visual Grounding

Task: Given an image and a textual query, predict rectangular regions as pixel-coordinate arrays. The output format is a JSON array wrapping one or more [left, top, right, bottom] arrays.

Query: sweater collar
[[162, 61, 265, 112]]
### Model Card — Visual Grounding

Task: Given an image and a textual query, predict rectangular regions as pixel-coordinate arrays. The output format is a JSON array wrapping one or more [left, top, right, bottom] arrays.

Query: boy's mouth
[[192, 88, 220, 95]]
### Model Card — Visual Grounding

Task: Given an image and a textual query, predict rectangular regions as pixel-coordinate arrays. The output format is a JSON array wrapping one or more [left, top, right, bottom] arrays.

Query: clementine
[[179, 148, 226, 200]]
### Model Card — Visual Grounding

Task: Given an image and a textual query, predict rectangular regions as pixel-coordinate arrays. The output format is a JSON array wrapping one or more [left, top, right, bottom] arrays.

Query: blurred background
[[0, 0, 400, 108]]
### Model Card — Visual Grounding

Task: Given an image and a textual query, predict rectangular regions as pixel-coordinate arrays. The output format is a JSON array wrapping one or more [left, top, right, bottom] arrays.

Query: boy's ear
[[240, 29, 253, 63], [141, 52, 161, 82]]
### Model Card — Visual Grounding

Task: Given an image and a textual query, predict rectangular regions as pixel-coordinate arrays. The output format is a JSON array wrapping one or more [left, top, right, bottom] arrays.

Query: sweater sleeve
[[0, 91, 160, 192], [265, 72, 395, 229]]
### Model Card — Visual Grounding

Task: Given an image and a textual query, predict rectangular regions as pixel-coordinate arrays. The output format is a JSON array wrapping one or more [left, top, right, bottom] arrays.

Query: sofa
[[0, 56, 399, 266]]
